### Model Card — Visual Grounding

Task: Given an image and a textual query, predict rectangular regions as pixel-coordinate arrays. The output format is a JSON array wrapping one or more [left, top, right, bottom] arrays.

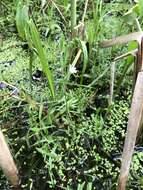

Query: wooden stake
[[0, 130, 20, 187], [118, 71, 143, 190]]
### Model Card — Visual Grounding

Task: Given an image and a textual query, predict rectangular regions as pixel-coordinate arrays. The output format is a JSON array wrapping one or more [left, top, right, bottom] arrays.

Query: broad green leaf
[[28, 20, 55, 98], [16, 3, 29, 40], [16, 4, 55, 99]]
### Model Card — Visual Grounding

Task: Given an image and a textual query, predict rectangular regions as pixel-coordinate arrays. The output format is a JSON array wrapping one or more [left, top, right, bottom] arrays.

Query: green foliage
[[125, 0, 143, 19], [79, 39, 88, 84], [28, 20, 55, 98], [103, 100, 130, 152], [16, 4, 29, 40], [116, 40, 138, 91], [16, 3, 55, 98], [1, 0, 143, 189]]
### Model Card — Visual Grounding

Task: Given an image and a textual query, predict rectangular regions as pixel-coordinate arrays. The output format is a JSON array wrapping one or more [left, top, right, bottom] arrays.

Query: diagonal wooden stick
[[100, 32, 143, 48], [118, 38, 143, 190], [118, 71, 143, 190], [114, 49, 137, 61], [0, 130, 20, 188]]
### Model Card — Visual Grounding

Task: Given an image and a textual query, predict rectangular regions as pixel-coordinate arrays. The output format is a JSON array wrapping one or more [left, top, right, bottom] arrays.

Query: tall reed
[[71, 0, 77, 37]]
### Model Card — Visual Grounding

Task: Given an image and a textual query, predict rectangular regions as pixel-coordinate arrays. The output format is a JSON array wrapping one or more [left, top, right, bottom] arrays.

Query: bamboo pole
[[100, 32, 143, 48], [118, 71, 143, 190], [0, 130, 20, 188], [100, 31, 143, 190]]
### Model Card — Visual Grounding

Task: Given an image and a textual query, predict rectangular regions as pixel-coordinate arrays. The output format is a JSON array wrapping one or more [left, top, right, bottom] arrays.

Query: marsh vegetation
[[0, 0, 143, 189]]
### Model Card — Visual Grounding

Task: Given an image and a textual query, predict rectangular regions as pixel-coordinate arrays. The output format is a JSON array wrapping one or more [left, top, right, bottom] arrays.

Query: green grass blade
[[87, 182, 92, 190], [71, 0, 77, 37], [117, 41, 137, 91], [28, 20, 55, 98], [80, 40, 88, 84], [117, 60, 133, 92], [16, 4, 29, 40], [77, 182, 85, 190]]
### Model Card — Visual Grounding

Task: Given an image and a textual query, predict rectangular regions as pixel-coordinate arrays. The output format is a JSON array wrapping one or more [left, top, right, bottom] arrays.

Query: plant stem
[[82, 0, 89, 23], [109, 61, 115, 105], [135, 18, 142, 32], [71, 0, 77, 38]]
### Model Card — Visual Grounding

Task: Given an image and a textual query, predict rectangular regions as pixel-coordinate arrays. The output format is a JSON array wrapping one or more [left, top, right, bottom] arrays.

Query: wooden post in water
[[0, 130, 20, 188], [118, 71, 143, 189], [100, 33, 143, 190], [118, 37, 143, 190]]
